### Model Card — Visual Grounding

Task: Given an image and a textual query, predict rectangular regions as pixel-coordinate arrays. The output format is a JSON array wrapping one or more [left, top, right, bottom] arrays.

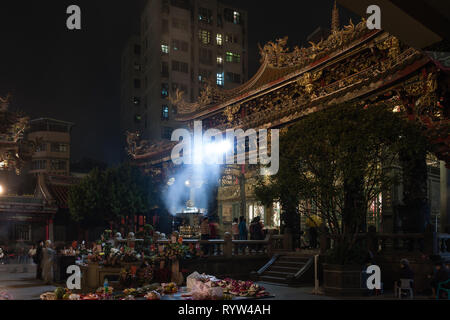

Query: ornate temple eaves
[[172, 19, 384, 121]]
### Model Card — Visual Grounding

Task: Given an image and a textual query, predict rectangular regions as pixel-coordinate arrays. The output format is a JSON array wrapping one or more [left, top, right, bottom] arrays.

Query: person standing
[[238, 216, 248, 253], [0, 246, 5, 265], [34, 241, 43, 280], [308, 226, 318, 249], [209, 218, 220, 255], [239, 216, 248, 240], [200, 217, 210, 256], [250, 216, 264, 251], [28, 245, 36, 265], [232, 218, 239, 240], [42, 240, 56, 284]]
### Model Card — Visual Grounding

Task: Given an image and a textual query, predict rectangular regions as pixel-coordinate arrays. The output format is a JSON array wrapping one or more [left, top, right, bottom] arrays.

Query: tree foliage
[[68, 163, 162, 228], [255, 103, 430, 264]]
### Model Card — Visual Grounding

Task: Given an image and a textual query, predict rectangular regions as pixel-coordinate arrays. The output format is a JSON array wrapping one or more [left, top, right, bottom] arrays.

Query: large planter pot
[[86, 263, 100, 290], [323, 264, 364, 296]]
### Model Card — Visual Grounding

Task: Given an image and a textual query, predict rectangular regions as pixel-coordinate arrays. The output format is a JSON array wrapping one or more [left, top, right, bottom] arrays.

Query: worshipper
[[42, 240, 56, 284]]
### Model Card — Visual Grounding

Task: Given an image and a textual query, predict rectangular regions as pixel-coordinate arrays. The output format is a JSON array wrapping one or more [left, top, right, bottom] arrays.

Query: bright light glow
[[204, 140, 231, 156], [0, 185, 4, 194], [185, 180, 190, 187]]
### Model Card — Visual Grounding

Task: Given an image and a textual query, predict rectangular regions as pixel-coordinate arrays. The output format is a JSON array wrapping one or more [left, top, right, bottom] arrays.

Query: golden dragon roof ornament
[[259, 18, 371, 68]]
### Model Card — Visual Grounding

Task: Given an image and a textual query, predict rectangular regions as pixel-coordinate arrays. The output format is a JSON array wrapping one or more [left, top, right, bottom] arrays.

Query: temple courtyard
[[0, 263, 437, 300]]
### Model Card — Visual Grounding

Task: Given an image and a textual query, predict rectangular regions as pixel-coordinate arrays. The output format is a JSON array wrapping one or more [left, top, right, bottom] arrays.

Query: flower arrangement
[[157, 242, 189, 261]]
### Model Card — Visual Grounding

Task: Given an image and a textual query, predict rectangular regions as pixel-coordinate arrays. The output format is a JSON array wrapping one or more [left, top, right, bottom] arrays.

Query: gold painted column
[[440, 162, 450, 233]]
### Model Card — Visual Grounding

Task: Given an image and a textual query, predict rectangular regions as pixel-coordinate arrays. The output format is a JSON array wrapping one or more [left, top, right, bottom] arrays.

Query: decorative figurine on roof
[[0, 93, 11, 111], [126, 131, 150, 155], [0, 93, 34, 174]]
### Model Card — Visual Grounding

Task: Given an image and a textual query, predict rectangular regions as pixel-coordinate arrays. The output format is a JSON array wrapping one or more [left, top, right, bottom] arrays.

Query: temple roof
[[172, 19, 378, 121], [37, 174, 80, 209]]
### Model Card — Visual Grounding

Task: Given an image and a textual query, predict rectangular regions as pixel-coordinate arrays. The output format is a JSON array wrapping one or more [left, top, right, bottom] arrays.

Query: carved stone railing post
[[266, 230, 274, 257], [223, 232, 233, 258]]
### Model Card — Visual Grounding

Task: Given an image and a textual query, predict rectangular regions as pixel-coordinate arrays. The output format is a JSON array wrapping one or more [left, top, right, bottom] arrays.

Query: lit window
[[216, 72, 224, 86], [161, 44, 169, 54], [233, 11, 241, 24], [51, 143, 68, 153], [161, 83, 169, 98], [224, 8, 241, 24], [198, 29, 211, 45], [161, 105, 169, 120], [225, 52, 240, 63], [216, 34, 223, 46], [217, 56, 223, 66]]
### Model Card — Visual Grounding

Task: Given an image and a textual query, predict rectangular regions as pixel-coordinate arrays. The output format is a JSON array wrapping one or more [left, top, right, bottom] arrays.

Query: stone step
[[264, 270, 295, 278], [259, 275, 287, 284], [278, 256, 310, 263], [275, 261, 306, 268], [269, 265, 300, 273]]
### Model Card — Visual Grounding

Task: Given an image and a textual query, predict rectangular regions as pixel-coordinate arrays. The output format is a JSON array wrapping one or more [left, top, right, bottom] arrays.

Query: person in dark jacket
[[34, 241, 43, 280], [394, 258, 414, 296], [308, 226, 318, 249], [429, 261, 450, 299], [238, 216, 248, 253]]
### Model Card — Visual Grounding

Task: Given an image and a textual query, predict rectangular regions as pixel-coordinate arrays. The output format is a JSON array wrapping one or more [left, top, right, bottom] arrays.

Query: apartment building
[[121, 0, 248, 142]]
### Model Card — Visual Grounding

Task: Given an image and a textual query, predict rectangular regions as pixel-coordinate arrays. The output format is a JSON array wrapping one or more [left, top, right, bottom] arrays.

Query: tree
[[68, 163, 162, 233], [255, 103, 430, 264]]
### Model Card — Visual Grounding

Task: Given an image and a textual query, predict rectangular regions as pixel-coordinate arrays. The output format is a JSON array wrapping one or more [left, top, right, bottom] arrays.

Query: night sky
[[0, 0, 358, 166]]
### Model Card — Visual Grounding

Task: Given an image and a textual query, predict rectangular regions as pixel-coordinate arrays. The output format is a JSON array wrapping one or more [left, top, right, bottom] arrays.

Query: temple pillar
[[440, 162, 450, 233], [48, 218, 54, 242], [381, 166, 401, 233]]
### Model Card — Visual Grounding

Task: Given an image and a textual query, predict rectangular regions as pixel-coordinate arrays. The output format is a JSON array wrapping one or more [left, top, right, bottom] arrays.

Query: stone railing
[[434, 233, 450, 259], [156, 232, 283, 258], [323, 232, 450, 258]]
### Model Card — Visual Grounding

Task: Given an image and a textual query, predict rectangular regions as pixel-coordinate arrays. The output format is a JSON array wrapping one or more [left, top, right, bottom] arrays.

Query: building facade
[[121, 0, 248, 143], [120, 35, 143, 153], [27, 118, 74, 177]]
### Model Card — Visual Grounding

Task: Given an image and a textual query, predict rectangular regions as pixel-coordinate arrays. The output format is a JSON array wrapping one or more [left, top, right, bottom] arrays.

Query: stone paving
[[0, 264, 436, 300], [0, 264, 56, 300]]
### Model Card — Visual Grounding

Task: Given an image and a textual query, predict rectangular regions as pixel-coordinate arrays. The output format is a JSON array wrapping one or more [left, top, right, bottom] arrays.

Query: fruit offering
[[214, 278, 269, 298], [123, 288, 137, 296], [54, 287, 66, 300], [81, 293, 100, 300], [161, 282, 178, 294], [144, 291, 161, 300]]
